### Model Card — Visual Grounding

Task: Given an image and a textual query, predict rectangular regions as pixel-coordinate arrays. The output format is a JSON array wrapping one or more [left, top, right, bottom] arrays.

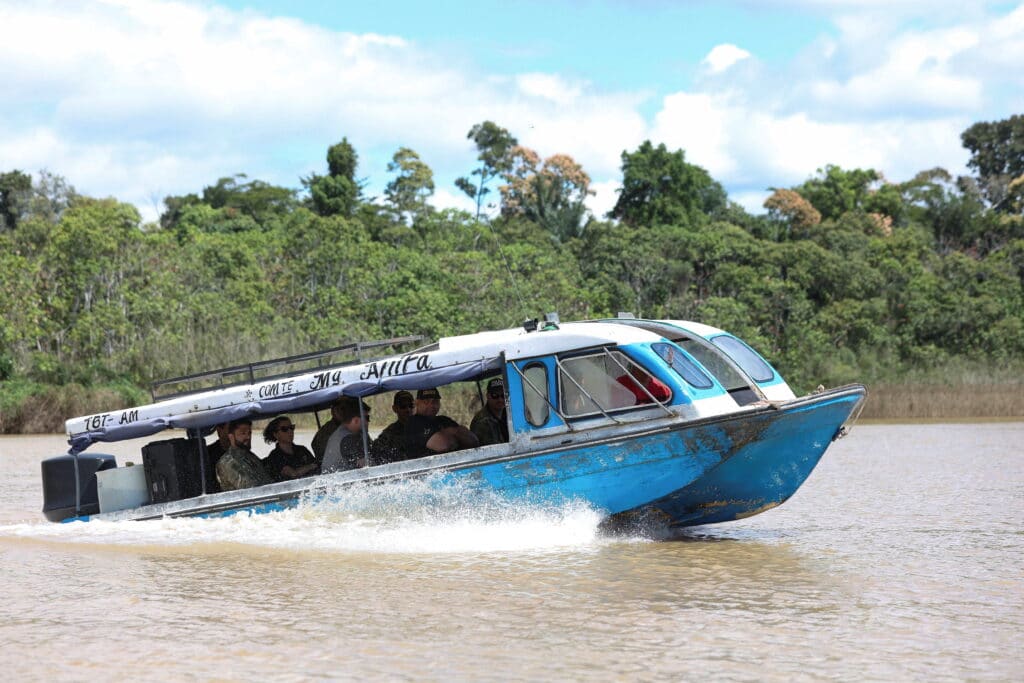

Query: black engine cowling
[[41, 454, 116, 522]]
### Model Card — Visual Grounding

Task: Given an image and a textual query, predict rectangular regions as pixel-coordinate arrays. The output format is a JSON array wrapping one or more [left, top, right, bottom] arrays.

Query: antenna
[[481, 221, 532, 324]]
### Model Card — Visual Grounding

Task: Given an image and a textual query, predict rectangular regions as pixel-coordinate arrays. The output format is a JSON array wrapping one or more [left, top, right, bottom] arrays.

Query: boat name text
[[359, 353, 432, 380], [84, 408, 139, 431], [258, 379, 295, 398]]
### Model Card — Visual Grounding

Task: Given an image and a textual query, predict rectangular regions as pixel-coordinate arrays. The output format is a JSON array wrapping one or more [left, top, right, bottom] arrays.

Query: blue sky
[[1, 0, 1022, 221]]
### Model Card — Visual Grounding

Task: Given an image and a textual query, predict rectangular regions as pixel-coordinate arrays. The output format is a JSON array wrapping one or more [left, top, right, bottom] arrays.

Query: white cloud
[[515, 73, 584, 105], [0, 0, 1019, 225], [809, 26, 982, 113], [0, 0, 649, 220], [647, 89, 971, 192], [701, 44, 752, 74], [586, 180, 620, 221], [652, 93, 737, 178]]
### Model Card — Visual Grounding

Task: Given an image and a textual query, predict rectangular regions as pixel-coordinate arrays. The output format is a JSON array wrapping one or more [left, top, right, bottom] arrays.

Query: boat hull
[[440, 385, 864, 527], [609, 387, 864, 528], [72, 386, 865, 528]]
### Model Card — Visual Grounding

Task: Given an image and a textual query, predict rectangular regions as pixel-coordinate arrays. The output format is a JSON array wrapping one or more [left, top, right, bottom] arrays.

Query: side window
[[710, 335, 775, 383], [675, 340, 747, 390], [652, 343, 714, 389], [559, 350, 666, 417], [522, 363, 549, 427]]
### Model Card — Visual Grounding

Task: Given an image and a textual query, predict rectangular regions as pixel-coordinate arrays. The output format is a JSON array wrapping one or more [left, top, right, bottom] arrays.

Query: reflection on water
[[1, 424, 1022, 680]]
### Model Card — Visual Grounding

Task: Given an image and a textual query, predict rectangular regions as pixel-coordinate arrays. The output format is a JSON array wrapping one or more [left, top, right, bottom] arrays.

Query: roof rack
[[149, 335, 424, 401]]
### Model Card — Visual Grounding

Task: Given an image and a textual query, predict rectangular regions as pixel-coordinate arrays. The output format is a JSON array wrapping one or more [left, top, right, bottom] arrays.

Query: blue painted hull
[[436, 385, 864, 528], [72, 385, 865, 527]]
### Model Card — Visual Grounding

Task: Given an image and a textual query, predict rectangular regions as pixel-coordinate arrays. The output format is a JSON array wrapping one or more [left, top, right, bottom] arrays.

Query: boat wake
[[1, 477, 622, 554]]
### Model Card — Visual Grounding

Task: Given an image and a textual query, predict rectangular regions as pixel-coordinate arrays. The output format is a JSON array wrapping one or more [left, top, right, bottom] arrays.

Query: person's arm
[[282, 462, 319, 479], [425, 430, 457, 453], [452, 425, 479, 449]]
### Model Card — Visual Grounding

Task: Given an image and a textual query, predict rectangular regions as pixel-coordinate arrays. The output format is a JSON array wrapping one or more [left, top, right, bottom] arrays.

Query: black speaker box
[[142, 438, 202, 503]]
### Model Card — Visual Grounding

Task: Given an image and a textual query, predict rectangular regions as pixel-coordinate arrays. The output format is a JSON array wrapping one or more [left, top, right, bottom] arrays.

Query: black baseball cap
[[486, 378, 504, 395], [416, 388, 441, 400], [393, 390, 414, 407]]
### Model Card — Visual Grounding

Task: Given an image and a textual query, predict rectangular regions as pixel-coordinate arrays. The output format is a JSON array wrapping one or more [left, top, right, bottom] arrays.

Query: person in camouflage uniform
[[216, 419, 274, 491], [369, 390, 415, 464]]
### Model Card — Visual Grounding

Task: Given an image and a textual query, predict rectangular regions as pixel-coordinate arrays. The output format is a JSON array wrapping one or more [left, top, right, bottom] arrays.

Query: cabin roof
[[436, 321, 659, 360], [63, 321, 664, 453]]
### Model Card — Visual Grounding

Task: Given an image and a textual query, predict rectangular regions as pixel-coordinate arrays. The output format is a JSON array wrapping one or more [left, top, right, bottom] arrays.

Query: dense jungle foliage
[[1, 115, 1023, 430]]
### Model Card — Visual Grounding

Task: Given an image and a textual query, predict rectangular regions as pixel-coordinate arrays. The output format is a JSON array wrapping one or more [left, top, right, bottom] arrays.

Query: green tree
[[0, 170, 32, 231], [306, 138, 362, 218], [455, 121, 518, 220], [500, 146, 593, 242], [609, 141, 726, 228], [385, 147, 435, 225], [795, 165, 889, 223], [961, 114, 1024, 213], [201, 174, 298, 224]]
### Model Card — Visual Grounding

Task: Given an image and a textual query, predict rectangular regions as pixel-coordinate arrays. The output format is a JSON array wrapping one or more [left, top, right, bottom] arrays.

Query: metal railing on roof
[[149, 335, 424, 401]]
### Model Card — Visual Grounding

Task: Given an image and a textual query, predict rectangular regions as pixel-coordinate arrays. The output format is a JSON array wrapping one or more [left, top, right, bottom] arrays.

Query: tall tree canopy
[[385, 147, 435, 225], [306, 138, 361, 218], [961, 114, 1024, 213], [455, 121, 518, 220], [500, 146, 593, 242], [0, 170, 32, 231], [609, 141, 726, 228]]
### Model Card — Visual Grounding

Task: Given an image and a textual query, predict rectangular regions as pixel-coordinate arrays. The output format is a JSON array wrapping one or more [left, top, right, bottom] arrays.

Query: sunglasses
[[277, 425, 295, 432], [488, 392, 504, 398]]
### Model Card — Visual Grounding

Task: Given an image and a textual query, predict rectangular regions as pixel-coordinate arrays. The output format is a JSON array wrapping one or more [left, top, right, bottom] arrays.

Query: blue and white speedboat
[[41, 315, 866, 529]]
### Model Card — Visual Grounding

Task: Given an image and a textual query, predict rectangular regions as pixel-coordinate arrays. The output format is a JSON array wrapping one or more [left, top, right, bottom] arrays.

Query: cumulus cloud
[[0, 0, 644, 220], [649, 89, 971, 197], [0, 0, 1020, 225], [701, 44, 752, 74]]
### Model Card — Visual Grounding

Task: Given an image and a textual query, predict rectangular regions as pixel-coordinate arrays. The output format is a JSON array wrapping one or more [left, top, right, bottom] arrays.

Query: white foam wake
[[1, 476, 614, 554]]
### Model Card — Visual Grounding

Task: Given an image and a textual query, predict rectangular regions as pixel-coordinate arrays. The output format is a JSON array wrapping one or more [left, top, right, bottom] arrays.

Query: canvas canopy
[[67, 348, 503, 454]]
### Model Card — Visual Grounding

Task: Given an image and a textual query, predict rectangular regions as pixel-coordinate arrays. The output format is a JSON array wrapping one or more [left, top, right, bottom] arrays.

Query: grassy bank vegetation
[[0, 379, 149, 434], [1, 116, 1022, 433]]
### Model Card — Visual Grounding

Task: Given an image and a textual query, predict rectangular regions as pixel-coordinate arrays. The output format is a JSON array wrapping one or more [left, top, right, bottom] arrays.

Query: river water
[[1, 423, 1021, 681]]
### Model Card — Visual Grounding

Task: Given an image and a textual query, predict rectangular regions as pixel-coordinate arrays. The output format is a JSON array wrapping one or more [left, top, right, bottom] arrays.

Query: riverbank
[[859, 382, 1024, 420]]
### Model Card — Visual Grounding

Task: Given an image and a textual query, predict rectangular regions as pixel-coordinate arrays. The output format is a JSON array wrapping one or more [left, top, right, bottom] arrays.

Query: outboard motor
[[41, 454, 116, 522]]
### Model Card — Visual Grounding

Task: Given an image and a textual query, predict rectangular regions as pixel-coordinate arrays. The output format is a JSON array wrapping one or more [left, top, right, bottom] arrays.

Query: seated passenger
[[204, 422, 230, 493], [370, 390, 414, 464], [216, 419, 275, 491], [321, 397, 372, 474], [470, 378, 509, 446], [616, 365, 670, 405], [261, 416, 319, 482], [310, 398, 344, 466], [405, 388, 479, 459]]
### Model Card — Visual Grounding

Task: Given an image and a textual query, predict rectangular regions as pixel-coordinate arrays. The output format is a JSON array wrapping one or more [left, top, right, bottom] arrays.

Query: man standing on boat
[[470, 378, 509, 446], [321, 397, 372, 473], [405, 388, 479, 459], [370, 390, 414, 463], [216, 419, 274, 491]]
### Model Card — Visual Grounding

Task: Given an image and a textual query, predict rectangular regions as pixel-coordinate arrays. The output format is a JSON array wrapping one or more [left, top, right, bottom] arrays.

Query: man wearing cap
[[405, 387, 479, 459], [470, 378, 510, 446], [369, 390, 415, 464]]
